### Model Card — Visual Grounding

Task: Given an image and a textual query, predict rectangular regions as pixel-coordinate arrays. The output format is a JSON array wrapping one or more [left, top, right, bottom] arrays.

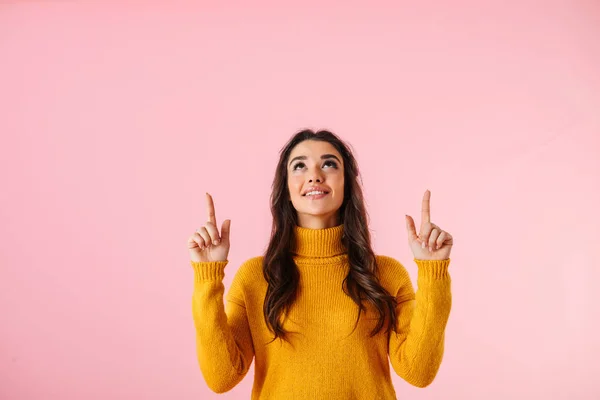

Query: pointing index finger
[[421, 189, 431, 225], [206, 192, 217, 225]]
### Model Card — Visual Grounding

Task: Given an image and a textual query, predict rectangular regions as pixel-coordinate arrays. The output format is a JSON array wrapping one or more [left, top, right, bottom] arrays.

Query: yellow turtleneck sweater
[[190, 224, 452, 399]]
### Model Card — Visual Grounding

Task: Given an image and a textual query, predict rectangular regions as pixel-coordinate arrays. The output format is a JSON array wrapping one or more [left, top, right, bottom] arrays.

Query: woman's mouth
[[304, 192, 329, 200]]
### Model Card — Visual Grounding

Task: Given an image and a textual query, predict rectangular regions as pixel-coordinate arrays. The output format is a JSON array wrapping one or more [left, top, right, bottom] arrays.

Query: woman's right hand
[[187, 193, 231, 263]]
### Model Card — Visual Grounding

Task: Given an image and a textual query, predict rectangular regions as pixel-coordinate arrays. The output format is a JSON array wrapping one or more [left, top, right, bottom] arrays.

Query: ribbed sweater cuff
[[190, 260, 228, 282], [414, 258, 450, 280]]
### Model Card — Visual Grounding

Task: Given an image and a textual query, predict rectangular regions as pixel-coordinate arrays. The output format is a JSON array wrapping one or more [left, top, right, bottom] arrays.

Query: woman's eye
[[292, 160, 338, 170]]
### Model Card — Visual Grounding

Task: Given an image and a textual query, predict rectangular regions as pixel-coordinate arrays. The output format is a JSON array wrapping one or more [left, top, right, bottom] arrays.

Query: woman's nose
[[307, 164, 324, 183], [308, 171, 323, 183]]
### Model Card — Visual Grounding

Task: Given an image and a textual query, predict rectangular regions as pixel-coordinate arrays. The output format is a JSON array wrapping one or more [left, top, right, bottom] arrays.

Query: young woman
[[187, 129, 453, 399]]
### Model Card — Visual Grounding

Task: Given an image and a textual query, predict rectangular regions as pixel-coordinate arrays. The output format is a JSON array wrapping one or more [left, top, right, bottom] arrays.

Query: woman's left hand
[[405, 190, 453, 261]]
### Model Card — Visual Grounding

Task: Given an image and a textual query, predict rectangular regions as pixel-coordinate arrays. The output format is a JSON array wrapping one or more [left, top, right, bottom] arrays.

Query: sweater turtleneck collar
[[291, 223, 347, 258]]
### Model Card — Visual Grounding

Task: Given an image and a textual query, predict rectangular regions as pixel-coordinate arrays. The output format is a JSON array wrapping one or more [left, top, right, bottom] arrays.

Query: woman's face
[[286, 140, 345, 228]]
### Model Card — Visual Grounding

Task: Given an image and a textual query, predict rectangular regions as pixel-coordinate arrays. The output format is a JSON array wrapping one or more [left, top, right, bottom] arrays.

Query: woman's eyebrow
[[288, 154, 341, 167]]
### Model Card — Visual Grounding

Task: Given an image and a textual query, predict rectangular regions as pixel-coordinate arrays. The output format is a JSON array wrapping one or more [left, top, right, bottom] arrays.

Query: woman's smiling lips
[[304, 192, 328, 200]]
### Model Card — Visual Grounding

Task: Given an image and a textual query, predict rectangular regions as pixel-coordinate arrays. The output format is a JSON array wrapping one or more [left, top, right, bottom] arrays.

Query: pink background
[[1, 1, 599, 399]]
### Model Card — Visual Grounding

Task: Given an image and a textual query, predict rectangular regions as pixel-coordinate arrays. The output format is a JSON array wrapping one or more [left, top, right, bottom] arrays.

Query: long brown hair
[[262, 129, 398, 344]]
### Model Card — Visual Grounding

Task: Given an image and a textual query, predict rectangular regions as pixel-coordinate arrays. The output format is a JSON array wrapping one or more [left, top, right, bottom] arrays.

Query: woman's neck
[[295, 212, 340, 230]]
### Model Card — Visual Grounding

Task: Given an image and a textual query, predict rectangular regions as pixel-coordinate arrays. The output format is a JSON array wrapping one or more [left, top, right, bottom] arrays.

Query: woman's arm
[[388, 258, 452, 388], [191, 260, 255, 394]]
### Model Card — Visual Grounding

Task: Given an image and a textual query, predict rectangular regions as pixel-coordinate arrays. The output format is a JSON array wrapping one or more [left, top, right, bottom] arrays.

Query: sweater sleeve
[[191, 260, 255, 394], [388, 258, 452, 388]]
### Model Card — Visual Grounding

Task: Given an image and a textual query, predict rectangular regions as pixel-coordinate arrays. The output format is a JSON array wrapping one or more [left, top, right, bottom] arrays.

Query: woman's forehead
[[289, 140, 341, 158]]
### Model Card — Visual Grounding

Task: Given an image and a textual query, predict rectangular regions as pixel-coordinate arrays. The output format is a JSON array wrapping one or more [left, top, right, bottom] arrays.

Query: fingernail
[[429, 246, 432, 252], [422, 241, 426, 248], [213, 240, 219, 245]]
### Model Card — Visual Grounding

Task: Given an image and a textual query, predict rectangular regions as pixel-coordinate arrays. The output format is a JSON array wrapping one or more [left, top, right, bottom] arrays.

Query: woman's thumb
[[221, 219, 231, 242], [405, 215, 417, 240]]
